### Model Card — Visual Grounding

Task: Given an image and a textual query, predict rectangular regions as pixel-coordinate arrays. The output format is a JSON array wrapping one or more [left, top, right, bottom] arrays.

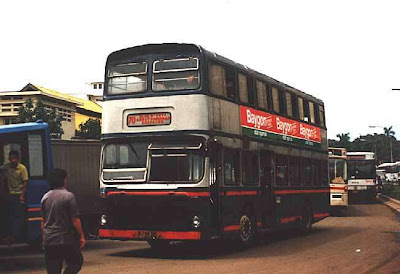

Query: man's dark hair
[[9, 150, 20, 159], [49, 168, 67, 189]]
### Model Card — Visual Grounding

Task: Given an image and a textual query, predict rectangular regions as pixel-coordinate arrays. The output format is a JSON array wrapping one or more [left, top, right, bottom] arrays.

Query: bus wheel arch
[[238, 205, 256, 246]]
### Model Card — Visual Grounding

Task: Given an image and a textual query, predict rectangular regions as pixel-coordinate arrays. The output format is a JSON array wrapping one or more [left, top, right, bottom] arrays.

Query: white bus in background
[[328, 148, 348, 214], [347, 152, 376, 202], [377, 162, 400, 182]]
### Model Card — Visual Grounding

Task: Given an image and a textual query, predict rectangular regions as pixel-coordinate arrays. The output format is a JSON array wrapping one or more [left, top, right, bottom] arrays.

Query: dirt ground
[[1, 202, 399, 274]]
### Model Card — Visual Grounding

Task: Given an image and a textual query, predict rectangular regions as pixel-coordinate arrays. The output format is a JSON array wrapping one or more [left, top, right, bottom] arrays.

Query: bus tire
[[147, 240, 171, 251], [301, 206, 313, 234], [238, 210, 256, 247]]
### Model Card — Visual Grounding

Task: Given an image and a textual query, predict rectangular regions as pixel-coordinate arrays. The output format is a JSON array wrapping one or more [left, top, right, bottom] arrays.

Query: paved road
[[1, 201, 399, 274]]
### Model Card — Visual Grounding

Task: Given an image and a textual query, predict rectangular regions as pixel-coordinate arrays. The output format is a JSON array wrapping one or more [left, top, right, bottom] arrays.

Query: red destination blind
[[127, 112, 171, 127]]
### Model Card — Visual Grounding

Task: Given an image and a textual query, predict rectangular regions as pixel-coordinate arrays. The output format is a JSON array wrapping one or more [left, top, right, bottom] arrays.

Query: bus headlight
[[192, 216, 201, 228], [101, 215, 107, 226]]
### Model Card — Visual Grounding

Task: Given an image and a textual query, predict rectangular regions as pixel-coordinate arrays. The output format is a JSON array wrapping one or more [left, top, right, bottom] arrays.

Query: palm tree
[[384, 126, 395, 137], [336, 133, 351, 149], [384, 126, 395, 162]]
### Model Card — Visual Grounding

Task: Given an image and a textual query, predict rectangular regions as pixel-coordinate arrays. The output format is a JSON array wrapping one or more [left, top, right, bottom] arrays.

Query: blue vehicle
[[0, 122, 52, 245]]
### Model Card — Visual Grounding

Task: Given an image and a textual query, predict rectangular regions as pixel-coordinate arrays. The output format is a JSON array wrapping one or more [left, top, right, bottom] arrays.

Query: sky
[[0, 0, 399, 140]]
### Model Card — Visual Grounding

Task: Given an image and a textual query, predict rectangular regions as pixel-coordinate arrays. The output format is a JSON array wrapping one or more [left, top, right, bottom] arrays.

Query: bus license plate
[[137, 231, 157, 240]]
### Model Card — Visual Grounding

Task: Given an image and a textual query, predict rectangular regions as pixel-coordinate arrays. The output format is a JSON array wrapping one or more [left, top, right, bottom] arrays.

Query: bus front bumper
[[98, 229, 201, 241]]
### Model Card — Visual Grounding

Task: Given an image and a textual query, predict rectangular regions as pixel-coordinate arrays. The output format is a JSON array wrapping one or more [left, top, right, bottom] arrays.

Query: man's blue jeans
[[9, 194, 24, 239]]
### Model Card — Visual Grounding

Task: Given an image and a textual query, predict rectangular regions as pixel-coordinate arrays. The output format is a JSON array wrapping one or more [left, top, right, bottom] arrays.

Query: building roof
[[22, 83, 82, 105], [73, 97, 102, 114], [21, 83, 102, 114]]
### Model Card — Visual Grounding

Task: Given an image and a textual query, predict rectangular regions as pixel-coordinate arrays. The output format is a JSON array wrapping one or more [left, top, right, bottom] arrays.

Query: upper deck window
[[272, 86, 280, 113], [256, 80, 268, 110], [107, 62, 148, 95], [319, 105, 325, 127], [209, 63, 236, 100], [152, 58, 200, 91]]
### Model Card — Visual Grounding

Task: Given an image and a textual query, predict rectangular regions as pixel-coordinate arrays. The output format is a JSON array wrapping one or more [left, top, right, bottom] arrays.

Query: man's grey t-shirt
[[41, 188, 80, 246]]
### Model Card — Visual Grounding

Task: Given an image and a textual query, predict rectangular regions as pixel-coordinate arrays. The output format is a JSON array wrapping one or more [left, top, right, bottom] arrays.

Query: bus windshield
[[329, 159, 347, 183], [348, 160, 375, 179], [102, 140, 204, 183]]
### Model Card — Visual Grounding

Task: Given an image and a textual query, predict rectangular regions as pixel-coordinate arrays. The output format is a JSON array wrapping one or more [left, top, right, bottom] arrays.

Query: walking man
[[41, 168, 86, 274]]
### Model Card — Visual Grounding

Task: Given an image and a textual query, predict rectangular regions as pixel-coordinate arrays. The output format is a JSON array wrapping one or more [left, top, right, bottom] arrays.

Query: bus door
[[209, 141, 223, 231], [259, 151, 273, 229]]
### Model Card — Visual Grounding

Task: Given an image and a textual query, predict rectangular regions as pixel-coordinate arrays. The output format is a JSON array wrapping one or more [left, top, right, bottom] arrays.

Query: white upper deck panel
[[102, 94, 210, 135]]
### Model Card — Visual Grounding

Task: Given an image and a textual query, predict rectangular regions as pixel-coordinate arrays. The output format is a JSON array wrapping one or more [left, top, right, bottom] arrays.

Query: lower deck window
[[149, 151, 203, 182]]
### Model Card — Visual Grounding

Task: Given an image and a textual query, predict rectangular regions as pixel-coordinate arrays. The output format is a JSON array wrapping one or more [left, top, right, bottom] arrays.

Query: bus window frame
[[275, 154, 289, 186], [278, 89, 287, 116], [152, 57, 201, 93], [223, 148, 241, 186], [242, 150, 259, 186], [256, 79, 269, 111], [107, 61, 149, 96], [0, 130, 48, 180], [207, 60, 238, 103]]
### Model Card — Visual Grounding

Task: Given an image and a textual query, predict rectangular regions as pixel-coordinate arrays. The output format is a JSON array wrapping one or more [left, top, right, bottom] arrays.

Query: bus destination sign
[[240, 106, 321, 148], [127, 112, 171, 127]]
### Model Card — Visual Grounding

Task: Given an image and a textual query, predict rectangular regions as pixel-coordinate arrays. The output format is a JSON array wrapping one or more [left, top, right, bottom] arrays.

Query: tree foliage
[[75, 118, 101, 139], [17, 98, 64, 139], [329, 127, 399, 163]]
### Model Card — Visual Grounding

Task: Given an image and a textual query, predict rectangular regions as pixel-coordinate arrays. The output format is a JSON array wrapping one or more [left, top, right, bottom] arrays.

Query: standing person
[[41, 168, 86, 274], [5, 150, 28, 244], [0, 167, 10, 240]]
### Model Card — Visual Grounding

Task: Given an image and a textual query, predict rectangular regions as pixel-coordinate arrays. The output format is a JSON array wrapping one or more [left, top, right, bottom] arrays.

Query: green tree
[[75, 118, 101, 139], [334, 133, 352, 150], [17, 98, 64, 139]]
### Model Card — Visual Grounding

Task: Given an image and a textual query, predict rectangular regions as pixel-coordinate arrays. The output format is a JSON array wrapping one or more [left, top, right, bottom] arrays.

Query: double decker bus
[[98, 44, 330, 248], [347, 152, 376, 201], [328, 148, 348, 214]]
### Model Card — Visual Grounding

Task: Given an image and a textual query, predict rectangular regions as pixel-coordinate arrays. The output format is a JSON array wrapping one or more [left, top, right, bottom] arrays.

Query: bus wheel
[[147, 240, 170, 251], [301, 206, 313, 234], [238, 213, 255, 247]]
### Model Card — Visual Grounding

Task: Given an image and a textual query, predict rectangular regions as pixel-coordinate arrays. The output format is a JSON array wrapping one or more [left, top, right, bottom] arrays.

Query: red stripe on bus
[[274, 189, 329, 195], [330, 187, 346, 190], [257, 222, 262, 227], [223, 225, 241, 232], [314, 213, 329, 218], [28, 207, 41, 212], [107, 191, 210, 197], [98, 229, 201, 240], [224, 191, 258, 196], [280, 216, 302, 224]]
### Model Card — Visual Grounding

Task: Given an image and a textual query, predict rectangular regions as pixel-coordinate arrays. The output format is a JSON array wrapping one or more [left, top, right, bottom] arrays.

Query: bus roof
[[0, 122, 48, 135], [347, 151, 375, 160], [377, 162, 397, 168], [106, 43, 324, 105]]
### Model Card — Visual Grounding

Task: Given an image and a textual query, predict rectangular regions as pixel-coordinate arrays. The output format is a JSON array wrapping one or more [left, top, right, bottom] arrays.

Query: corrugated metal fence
[[51, 139, 101, 216]]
